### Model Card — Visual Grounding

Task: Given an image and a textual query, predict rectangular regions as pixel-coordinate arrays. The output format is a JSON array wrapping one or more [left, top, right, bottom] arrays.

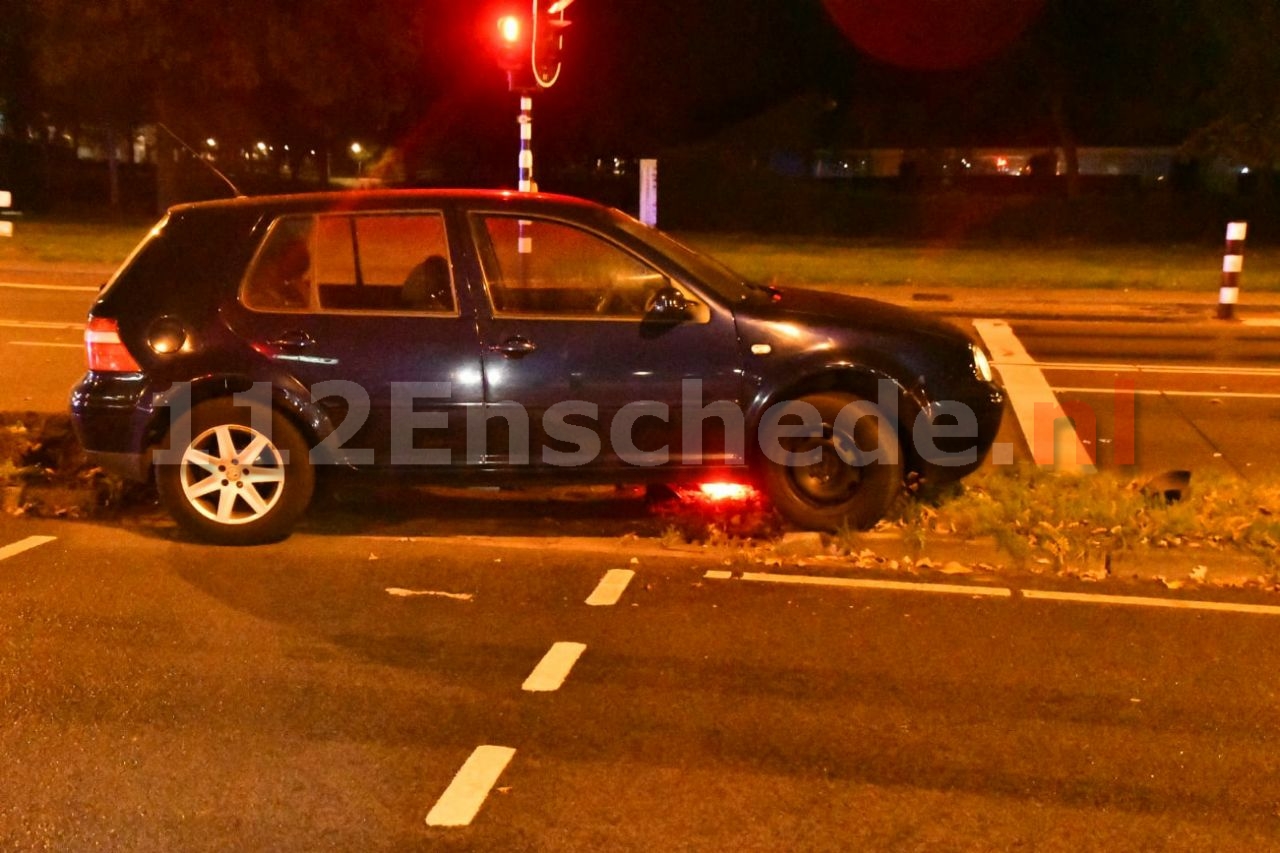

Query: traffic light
[[493, 2, 571, 92], [495, 13, 528, 75], [533, 0, 573, 89]]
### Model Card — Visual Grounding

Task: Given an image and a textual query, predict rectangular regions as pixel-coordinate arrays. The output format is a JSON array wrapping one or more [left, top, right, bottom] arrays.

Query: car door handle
[[489, 336, 537, 358], [267, 330, 315, 350]]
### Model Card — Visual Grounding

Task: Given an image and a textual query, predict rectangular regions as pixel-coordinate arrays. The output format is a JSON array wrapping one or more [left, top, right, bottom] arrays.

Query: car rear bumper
[[69, 372, 153, 481]]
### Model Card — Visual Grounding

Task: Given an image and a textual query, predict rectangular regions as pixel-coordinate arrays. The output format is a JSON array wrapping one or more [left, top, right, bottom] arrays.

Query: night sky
[[1, 0, 1235, 172], [456, 0, 1199, 159]]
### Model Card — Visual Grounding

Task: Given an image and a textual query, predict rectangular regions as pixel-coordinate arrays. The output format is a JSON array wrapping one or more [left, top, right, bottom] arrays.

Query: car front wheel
[[156, 399, 314, 545], [758, 392, 903, 531]]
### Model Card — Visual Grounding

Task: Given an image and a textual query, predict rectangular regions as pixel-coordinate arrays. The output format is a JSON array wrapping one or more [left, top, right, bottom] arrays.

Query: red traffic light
[[494, 12, 530, 78], [497, 15, 521, 44]]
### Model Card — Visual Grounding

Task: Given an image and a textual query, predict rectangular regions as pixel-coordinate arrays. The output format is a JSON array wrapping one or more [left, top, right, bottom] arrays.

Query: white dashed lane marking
[[522, 642, 587, 693], [585, 569, 635, 606], [0, 536, 57, 562], [425, 745, 517, 827]]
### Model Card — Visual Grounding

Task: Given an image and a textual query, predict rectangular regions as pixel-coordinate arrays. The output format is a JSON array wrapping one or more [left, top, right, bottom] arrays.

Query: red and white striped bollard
[[1218, 221, 1247, 320]]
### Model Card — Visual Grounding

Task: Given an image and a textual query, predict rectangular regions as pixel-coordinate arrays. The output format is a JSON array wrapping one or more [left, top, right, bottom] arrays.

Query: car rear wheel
[[156, 399, 314, 545], [758, 392, 903, 531]]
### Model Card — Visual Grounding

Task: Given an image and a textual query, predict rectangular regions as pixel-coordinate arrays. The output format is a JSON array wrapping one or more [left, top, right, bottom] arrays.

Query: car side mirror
[[644, 285, 693, 322]]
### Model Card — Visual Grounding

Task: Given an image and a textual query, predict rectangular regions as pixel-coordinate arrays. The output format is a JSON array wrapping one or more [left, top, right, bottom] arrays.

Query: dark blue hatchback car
[[70, 190, 1004, 544]]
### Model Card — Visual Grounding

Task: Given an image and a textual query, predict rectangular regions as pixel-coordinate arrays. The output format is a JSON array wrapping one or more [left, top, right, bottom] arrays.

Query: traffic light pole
[[517, 95, 534, 275], [517, 95, 534, 193]]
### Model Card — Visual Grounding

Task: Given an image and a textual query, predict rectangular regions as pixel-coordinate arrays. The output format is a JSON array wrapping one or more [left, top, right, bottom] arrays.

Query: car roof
[[166, 189, 608, 218]]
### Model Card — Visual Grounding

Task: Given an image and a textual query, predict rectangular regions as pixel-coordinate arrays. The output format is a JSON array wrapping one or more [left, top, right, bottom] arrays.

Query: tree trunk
[[154, 86, 181, 214], [1048, 90, 1080, 199], [105, 124, 121, 211]]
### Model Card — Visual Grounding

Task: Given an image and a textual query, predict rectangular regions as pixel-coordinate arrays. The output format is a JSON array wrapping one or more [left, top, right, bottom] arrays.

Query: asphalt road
[[2, 515, 1279, 850], [0, 274, 99, 412], [5, 266, 1280, 849], [992, 319, 1280, 477]]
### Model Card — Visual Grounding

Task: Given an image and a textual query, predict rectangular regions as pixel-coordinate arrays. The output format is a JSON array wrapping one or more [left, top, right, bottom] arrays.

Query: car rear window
[[97, 216, 173, 301]]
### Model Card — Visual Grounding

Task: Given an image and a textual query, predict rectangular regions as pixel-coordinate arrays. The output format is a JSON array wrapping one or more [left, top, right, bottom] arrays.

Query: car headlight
[[970, 343, 994, 383]]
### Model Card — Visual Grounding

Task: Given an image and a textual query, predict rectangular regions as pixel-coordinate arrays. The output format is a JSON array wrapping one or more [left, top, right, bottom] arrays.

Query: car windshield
[[606, 209, 758, 303]]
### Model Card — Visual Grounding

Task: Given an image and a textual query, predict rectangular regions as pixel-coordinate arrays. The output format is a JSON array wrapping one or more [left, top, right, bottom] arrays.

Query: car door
[[466, 211, 744, 472], [225, 210, 483, 467]]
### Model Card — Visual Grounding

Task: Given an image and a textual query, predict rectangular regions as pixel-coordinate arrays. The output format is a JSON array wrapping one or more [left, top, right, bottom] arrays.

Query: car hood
[[734, 285, 970, 344]]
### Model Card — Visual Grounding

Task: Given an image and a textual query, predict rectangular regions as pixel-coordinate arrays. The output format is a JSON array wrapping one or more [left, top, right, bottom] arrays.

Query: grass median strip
[[891, 465, 1280, 579]]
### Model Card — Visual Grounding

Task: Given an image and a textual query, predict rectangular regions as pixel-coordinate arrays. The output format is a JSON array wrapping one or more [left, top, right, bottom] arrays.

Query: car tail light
[[85, 317, 142, 372]]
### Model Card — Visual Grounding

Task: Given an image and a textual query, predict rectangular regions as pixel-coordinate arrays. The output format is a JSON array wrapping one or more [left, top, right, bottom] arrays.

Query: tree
[[30, 0, 424, 210], [1183, 0, 1280, 182]]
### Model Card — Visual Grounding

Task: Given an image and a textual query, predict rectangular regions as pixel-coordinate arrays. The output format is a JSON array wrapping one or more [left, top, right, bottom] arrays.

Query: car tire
[[758, 392, 903, 531], [156, 399, 315, 545]]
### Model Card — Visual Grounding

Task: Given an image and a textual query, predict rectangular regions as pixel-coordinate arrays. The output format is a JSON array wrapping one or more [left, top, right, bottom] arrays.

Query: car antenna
[[157, 123, 245, 198]]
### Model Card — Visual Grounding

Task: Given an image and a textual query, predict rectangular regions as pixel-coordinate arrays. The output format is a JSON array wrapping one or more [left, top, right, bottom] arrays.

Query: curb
[[340, 530, 1278, 595]]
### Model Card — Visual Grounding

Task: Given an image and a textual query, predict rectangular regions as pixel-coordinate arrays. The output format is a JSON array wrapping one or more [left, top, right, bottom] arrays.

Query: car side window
[[242, 212, 455, 314], [473, 215, 670, 318], [242, 217, 315, 312], [315, 213, 456, 313]]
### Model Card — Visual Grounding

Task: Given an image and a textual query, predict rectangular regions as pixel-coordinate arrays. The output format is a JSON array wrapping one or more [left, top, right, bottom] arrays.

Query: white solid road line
[[972, 319, 1095, 472], [0, 281, 101, 293], [1022, 589, 1280, 616], [709, 570, 1280, 617], [738, 571, 1014, 598], [425, 745, 517, 827], [0, 319, 82, 330], [522, 642, 588, 692], [1033, 360, 1280, 377], [585, 568, 635, 606], [8, 341, 82, 349], [1053, 385, 1280, 401], [0, 535, 57, 562]]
